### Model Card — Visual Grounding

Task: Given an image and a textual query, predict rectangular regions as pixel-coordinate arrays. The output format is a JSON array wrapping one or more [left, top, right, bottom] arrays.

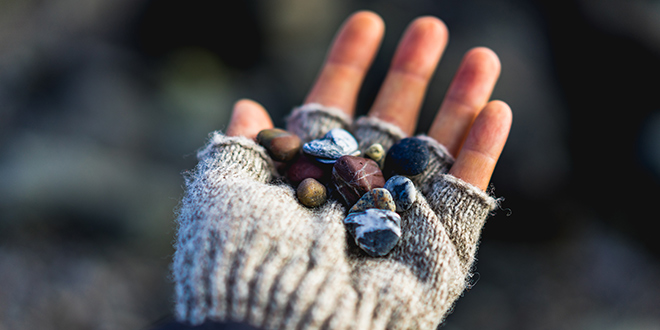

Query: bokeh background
[[1, 0, 660, 329]]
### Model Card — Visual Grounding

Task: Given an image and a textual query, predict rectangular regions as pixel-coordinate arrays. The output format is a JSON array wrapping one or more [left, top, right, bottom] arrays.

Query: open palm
[[226, 11, 511, 191]]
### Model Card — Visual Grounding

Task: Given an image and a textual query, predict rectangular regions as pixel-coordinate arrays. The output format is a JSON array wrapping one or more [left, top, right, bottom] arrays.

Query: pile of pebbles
[[257, 127, 430, 257]]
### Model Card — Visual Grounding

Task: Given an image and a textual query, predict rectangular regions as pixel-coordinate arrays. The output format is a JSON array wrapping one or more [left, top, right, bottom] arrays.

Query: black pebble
[[385, 137, 430, 176]]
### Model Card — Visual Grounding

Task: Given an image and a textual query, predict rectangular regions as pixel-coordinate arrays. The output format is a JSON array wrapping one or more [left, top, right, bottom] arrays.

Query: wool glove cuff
[[352, 116, 407, 152], [195, 132, 277, 182], [286, 103, 353, 143], [427, 174, 498, 275]]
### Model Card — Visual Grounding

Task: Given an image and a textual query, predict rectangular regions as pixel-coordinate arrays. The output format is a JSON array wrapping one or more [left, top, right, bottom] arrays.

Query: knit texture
[[286, 103, 353, 143], [352, 116, 407, 153], [173, 105, 499, 330]]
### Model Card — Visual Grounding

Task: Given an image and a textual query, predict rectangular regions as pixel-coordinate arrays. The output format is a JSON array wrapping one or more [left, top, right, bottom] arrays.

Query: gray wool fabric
[[173, 104, 499, 330]]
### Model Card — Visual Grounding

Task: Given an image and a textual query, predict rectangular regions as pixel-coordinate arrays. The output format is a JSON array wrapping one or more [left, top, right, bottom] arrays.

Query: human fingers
[[367, 16, 448, 135], [428, 47, 501, 157], [225, 99, 274, 140], [448, 100, 512, 191], [304, 11, 384, 114]]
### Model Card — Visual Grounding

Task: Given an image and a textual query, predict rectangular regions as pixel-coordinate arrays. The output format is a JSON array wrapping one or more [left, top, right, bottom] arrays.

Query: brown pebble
[[297, 178, 328, 208], [257, 128, 302, 162], [332, 155, 385, 207]]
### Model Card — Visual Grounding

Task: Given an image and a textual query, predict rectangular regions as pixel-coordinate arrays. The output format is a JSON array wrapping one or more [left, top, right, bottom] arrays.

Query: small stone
[[364, 143, 385, 168], [332, 155, 385, 206], [297, 178, 328, 208], [349, 188, 396, 213], [302, 128, 358, 164], [384, 175, 417, 212], [315, 157, 338, 164], [344, 209, 401, 257], [287, 155, 327, 185], [257, 128, 302, 162], [385, 137, 429, 176]]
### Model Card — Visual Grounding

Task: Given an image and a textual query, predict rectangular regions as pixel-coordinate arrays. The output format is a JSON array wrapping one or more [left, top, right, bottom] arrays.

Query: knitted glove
[[173, 104, 498, 330]]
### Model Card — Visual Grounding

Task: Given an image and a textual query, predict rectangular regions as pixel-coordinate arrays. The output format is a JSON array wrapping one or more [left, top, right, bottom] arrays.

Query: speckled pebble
[[332, 155, 385, 207], [349, 188, 395, 214], [364, 143, 385, 168], [302, 128, 358, 164], [257, 128, 302, 162], [385, 137, 429, 176], [384, 175, 416, 212], [343, 209, 401, 257], [296, 178, 327, 208]]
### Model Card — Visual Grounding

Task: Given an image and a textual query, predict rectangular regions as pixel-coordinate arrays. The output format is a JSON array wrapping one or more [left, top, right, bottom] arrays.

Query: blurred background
[[1, 0, 659, 329]]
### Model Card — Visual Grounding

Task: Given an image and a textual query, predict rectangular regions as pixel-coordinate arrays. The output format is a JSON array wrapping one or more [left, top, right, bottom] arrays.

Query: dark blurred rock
[[0, 241, 172, 330]]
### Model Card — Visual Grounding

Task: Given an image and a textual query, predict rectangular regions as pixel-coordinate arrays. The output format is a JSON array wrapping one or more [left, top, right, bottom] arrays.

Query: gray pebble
[[343, 209, 401, 257], [384, 175, 416, 212], [302, 128, 358, 164]]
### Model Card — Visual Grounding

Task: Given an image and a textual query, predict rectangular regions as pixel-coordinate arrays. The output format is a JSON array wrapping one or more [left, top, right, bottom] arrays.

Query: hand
[[226, 11, 512, 191], [173, 11, 511, 328]]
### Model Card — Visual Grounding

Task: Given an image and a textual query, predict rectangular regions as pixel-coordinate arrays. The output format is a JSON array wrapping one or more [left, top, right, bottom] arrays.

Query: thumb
[[226, 99, 274, 140]]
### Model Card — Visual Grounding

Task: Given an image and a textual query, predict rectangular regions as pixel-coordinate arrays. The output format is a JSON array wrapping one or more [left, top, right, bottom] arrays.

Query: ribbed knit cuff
[[195, 132, 277, 183], [409, 135, 454, 196], [427, 174, 498, 275], [351, 116, 407, 153], [286, 103, 353, 143]]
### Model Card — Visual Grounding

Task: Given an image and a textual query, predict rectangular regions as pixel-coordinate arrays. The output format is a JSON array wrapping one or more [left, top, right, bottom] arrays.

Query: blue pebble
[[385, 137, 429, 176], [384, 175, 417, 212], [315, 157, 338, 164], [343, 209, 401, 257], [303, 128, 358, 163]]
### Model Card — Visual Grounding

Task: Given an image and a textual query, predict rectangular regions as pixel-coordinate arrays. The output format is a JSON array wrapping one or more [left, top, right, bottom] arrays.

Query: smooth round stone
[[287, 155, 327, 185], [297, 178, 328, 208], [384, 175, 417, 212], [257, 128, 302, 162], [365, 143, 385, 168], [343, 209, 401, 257], [385, 137, 429, 176], [302, 128, 358, 164], [332, 155, 385, 206], [349, 188, 396, 214]]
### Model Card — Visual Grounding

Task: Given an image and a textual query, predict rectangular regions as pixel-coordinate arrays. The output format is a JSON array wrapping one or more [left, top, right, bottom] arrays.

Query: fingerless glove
[[173, 104, 498, 330]]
